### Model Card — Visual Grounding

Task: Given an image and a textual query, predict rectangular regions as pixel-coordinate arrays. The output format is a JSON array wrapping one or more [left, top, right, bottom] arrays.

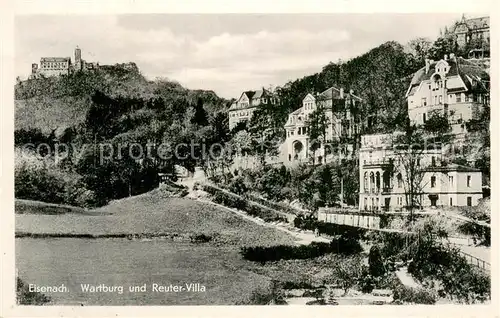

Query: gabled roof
[[316, 86, 362, 101], [253, 89, 264, 99], [407, 57, 489, 96], [240, 88, 271, 101], [243, 90, 256, 100], [451, 16, 490, 33]]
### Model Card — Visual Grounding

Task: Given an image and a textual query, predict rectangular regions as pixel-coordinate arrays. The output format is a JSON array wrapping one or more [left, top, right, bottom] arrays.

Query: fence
[[458, 250, 490, 272], [317, 210, 381, 229]]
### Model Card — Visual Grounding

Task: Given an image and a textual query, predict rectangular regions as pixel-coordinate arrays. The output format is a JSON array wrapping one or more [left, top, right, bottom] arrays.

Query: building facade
[[450, 15, 490, 57], [31, 46, 99, 78], [358, 133, 482, 212], [405, 53, 490, 136], [283, 86, 362, 165], [228, 88, 277, 130], [32, 57, 72, 77]]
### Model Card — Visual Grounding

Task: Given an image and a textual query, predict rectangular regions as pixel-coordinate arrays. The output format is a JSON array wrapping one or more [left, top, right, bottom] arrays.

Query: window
[[449, 176, 454, 186], [417, 158, 421, 166], [467, 197, 472, 206], [456, 94, 462, 102], [467, 175, 471, 187], [397, 173, 403, 188], [421, 98, 427, 106], [450, 198, 453, 206], [431, 176, 436, 188], [431, 156, 436, 167], [423, 113, 426, 123], [288, 154, 291, 161], [465, 94, 470, 102]]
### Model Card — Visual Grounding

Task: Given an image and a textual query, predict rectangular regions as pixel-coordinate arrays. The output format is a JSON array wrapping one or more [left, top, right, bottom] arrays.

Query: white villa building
[[358, 133, 483, 212], [405, 53, 490, 136], [283, 86, 362, 165], [228, 88, 278, 130]]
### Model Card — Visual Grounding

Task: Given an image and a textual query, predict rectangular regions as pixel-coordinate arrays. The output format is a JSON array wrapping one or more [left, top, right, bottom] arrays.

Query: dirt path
[[395, 266, 421, 289], [196, 198, 330, 245]]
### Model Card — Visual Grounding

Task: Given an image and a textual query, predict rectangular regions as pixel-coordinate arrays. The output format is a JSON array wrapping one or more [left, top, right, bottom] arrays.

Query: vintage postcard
[[1, 0, 497, 317]]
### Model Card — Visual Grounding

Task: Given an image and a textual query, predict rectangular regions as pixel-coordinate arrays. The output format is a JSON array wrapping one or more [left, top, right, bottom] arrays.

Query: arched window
[[369, 172, 375, 193], [397, 173, 403, 188], [363, 172, 368, 192], [375, 172, 381, 192]]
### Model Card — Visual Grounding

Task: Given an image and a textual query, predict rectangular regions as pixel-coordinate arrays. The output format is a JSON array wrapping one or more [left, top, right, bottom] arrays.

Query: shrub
[[15, 161, 67, 205], [457, 222, 490, 246], [236, 281, 287, 305], [359, 274, 376, 294], [189, 233, 213, 243], [330, 235, 363, 255], [241, 242, 337, 263], [228, 176, 248, 195], [368, 245, 386, 277], [16, 278, 51, 305], [295, 215, 367, 239], [393, 284, 437, 304], [282, 281, 315, 290]]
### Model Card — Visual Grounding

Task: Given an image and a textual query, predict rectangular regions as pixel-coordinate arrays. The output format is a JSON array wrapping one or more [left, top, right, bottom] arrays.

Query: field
[[15, 193, 300, 305], [16, 194, 297, 247], [16, 238, 270, 305]]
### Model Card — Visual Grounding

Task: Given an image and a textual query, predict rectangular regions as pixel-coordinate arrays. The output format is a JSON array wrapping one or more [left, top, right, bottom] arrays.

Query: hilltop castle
[[30, 46, 99, 78]]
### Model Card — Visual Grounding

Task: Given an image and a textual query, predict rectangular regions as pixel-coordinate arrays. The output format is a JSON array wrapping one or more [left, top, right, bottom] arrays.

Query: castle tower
[[74, 46, 82, 71]]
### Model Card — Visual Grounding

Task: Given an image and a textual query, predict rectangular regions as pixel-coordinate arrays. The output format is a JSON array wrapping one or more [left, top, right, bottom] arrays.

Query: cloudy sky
[[16, 14, 467, 98]]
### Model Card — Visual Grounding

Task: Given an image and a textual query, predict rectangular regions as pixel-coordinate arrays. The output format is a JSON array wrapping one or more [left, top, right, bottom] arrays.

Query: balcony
[[363, 158, 394, 168]]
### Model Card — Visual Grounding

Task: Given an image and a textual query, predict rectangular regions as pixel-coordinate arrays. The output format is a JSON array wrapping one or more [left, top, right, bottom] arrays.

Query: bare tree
[[393, 123, 429, 221]]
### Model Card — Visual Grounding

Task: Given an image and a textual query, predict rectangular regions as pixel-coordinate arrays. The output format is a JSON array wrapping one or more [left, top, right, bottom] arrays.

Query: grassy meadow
[[15, 192, 299, 305]]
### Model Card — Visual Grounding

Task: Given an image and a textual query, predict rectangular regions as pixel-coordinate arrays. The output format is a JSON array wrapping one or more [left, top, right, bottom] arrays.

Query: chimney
[[425, 58, 430, 74], [340, 87, 344, 98]]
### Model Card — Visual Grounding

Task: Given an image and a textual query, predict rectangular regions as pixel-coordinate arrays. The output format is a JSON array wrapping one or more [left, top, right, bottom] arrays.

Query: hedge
[[200, 183, 287, 223], [294, 214, 367, 238], [245, 193, 304, 216], [241, 237, 362, 263], [392, 284, 438, 304], [241, 242, 335, 263]]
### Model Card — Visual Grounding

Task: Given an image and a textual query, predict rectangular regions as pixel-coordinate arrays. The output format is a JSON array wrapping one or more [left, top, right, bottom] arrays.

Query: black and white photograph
[[2, 2, 495, 313]]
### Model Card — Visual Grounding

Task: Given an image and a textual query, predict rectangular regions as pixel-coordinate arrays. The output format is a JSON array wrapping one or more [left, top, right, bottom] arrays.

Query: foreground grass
[[16, 192, 296, 247], [16, 239, 271, 305]]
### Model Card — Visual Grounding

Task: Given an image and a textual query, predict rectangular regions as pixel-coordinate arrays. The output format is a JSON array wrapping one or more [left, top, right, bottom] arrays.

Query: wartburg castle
[[30, 46, 99, 78]]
